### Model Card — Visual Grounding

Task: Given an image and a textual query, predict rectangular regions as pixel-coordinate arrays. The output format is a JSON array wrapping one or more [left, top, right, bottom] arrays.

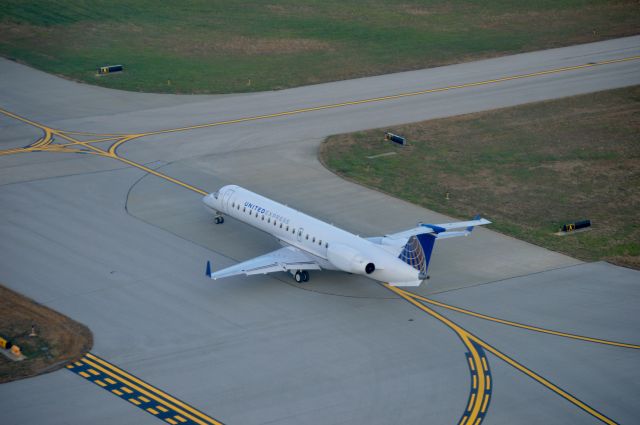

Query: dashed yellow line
[[401, 289, 640, 349]]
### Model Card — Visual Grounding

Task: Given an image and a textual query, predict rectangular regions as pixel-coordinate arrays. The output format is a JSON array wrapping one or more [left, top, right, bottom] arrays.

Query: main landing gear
[[293, 270, 309, 283], [214, 213, 224, 224]]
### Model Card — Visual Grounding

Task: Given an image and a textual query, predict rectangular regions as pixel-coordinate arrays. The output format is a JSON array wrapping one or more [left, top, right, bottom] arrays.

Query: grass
[[1, 1, 639, 93], [0, 284, 92, 383], [319, 86, 640, 269]]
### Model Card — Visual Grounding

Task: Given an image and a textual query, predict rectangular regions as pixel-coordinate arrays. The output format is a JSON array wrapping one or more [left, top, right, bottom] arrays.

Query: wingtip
[[206, 260, 212, 278], [467, 216, 492, 232]]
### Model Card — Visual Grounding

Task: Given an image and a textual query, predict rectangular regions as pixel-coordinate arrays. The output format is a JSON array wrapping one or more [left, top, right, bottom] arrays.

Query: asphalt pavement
[[1, 36, 639, 425]]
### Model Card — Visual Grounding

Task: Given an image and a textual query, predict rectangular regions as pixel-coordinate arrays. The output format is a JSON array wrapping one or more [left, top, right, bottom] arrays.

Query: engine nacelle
[[327, 243, 376, 275]]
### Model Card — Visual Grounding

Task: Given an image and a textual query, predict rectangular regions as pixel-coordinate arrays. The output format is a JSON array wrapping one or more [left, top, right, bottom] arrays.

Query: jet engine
[[326, 243, 376, 275]]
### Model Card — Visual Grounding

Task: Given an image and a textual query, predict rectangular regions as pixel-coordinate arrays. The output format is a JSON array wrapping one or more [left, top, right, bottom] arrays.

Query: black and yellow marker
[[98, 65, 124, 75], [67, 353, 223, 425], [459, 340, 492, 425]]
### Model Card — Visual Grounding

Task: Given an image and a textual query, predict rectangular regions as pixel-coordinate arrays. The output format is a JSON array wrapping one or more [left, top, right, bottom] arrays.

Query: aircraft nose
[[203, 193, 217, 208]]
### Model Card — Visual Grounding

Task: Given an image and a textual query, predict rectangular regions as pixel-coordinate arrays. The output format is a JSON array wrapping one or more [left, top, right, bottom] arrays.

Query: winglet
[[466, 214, 481, 232], [206, 260, 212, 278]]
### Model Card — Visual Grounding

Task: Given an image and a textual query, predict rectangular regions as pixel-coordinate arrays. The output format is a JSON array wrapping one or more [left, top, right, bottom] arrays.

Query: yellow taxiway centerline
[[2, 54, 637, 425], [2, 55, 639, 159], [471, 335, 618, 425], [400, 289, 640, 349], [52, 130, 209, 195], [385, 284, 489, 425], [391, 287, 620, 424], [119, 55, 640, 140]]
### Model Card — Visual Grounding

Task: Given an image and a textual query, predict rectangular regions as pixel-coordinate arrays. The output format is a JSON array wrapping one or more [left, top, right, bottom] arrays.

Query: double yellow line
[[70, 353, 224, 425]]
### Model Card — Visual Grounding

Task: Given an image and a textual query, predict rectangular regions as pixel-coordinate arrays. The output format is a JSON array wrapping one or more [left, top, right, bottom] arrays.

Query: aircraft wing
[[384, 216, 491, 241], [206, 246, 321, 280]]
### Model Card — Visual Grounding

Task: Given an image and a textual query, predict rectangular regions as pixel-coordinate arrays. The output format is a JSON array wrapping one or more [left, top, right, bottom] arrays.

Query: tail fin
[[398, 233, 436, 280]]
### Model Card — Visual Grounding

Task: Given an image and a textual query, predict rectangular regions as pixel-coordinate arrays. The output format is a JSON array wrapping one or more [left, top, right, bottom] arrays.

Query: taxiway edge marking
[[71, 353, 224, 425]]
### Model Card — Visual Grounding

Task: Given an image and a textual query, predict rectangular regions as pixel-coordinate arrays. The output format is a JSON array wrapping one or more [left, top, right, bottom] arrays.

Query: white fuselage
[[203, 185, 422, 285]]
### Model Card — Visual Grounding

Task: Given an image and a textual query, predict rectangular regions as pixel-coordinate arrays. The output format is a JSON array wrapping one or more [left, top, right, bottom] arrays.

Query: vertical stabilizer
[[398, 233, 436, 279]]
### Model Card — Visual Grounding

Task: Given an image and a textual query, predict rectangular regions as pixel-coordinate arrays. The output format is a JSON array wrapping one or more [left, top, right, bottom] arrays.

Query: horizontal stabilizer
[[384, 216, 491, 242]]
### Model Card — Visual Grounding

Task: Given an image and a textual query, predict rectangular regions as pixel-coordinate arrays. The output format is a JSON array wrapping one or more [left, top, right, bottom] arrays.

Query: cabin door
[[222, 189, 235, 212]]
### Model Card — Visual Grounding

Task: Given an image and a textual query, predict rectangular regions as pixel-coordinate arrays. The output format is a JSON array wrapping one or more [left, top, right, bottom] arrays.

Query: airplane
[[203, 185, 490, 287]]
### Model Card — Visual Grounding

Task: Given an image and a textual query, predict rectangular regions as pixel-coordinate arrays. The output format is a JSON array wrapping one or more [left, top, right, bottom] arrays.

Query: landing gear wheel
[[214, 216, 224, 224], [294, 271, 303, 283], [301, 271, 310, 282]]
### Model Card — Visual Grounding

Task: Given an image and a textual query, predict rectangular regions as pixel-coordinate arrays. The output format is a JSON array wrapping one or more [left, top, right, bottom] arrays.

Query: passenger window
[[268, 218, 271, 223], [262, 215, 265, 221], [280, 223, 283, 229], [231, 202, 235, 208], [319, 240, 322, 245], [243, 207, 246, 212], [325, 242, 329, 248], [306, 234, 309, 240], [312, 237, 316, 243], [274, 221, 277, 226]]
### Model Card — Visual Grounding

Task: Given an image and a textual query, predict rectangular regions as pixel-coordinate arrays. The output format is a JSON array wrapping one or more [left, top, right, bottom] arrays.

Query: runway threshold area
[[67, 353, 223, 425]]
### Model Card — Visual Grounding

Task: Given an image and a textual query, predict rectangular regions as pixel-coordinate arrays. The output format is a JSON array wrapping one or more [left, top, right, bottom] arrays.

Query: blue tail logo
[[398, 233, 436, 279]]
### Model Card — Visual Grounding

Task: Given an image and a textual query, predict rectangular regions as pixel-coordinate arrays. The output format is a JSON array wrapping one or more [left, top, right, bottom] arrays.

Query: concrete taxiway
[[1, 36, 639, 425]]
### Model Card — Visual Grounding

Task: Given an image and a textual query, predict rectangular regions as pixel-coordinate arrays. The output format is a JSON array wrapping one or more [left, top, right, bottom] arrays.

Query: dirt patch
[[399, 3, 456, 16], [169, 36, 335, 57], [0, 22, 55, 45], [266, 4, 316, 16], [0, 284, 92, 383]]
